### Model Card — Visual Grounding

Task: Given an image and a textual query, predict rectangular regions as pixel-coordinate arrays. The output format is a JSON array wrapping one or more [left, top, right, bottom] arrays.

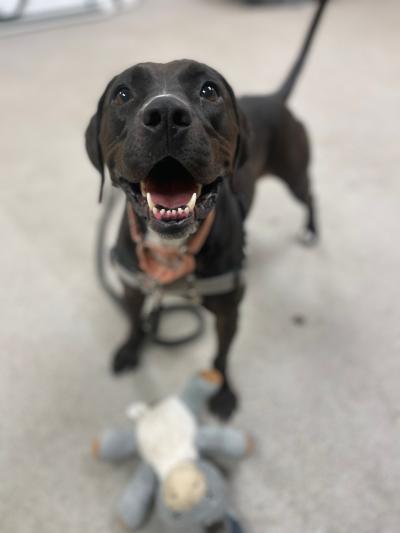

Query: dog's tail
[[278, 0, 329, 102]]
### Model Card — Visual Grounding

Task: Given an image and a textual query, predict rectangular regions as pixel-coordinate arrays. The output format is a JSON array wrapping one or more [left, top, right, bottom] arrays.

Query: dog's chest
[[145, 228, 187, 250]]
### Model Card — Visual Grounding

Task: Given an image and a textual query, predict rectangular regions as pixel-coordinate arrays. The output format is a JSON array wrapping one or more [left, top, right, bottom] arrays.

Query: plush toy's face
[[158, 460, 226, 528], [163, 462, 207, 512]]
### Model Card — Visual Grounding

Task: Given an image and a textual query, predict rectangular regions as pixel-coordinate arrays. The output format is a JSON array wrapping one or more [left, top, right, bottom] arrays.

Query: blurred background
[[1, 0, 400, 532]]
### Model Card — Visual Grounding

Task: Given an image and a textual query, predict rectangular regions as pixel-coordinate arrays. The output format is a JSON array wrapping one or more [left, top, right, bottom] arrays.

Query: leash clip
[[186, 274, 201, 305]]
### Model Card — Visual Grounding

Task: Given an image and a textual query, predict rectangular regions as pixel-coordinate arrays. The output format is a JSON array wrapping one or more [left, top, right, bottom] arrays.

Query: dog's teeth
[[171, 210, 177, 218], [197, 185, 202, 196], [178, 208, 183, 215], [140, 182, 146, 197], [187, 193, 197, 211], [160, 209, 166, 216], [152, 207, 158, 216], [147, 192, 155, 210], [184, 207, 190, 216]]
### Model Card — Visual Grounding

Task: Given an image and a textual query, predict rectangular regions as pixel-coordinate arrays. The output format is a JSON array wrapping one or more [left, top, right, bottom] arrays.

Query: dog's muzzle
[[118, 156, 222, 236]]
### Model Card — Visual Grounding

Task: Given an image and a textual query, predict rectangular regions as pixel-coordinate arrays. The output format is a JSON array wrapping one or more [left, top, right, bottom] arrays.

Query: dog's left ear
[[220, 75, 249, 171], [85, 77, 116, 202]]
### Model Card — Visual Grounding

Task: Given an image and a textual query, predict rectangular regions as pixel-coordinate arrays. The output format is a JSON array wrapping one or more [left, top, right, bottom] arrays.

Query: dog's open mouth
[[120, 157, 221, 228], [143, 158, 200, 222]]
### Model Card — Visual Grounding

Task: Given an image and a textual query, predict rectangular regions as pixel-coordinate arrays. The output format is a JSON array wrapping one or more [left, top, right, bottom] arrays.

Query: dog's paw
[[208, 383, 238, 421], [297, 228, 318, 247], [112, 337, 143, 374]]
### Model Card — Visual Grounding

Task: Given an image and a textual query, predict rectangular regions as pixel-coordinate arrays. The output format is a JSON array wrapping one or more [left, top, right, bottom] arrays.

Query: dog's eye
[[112, 86, 132, 106], [200, 82, 219, 102]]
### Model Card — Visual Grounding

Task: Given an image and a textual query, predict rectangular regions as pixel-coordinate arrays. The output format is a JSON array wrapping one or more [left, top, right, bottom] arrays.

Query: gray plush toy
[[92, 370, 253, 532]]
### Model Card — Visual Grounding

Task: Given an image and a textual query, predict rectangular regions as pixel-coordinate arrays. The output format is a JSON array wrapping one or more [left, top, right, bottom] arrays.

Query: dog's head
[[85, 60, 247, 239]]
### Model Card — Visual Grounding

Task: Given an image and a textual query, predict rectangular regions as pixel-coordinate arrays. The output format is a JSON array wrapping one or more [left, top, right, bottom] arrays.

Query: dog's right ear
[[217, 73, 249, 172], [85, 77, 116, 202]]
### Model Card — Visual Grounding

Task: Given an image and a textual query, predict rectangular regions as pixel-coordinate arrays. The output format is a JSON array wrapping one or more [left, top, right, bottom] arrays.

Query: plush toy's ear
[[219, 75, 249, 171], [126, 402, 148, 420], [85, 77, 116, 202]]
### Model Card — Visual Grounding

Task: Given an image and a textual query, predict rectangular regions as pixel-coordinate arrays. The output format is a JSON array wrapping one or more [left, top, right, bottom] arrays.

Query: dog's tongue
[[149, 191, 193, 209]]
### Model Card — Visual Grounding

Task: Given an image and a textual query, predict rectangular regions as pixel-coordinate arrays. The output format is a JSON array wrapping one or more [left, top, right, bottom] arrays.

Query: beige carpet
[[1, 0, 400, 532]]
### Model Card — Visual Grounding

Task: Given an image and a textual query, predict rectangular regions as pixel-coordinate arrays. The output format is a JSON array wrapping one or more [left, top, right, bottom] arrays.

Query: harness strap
[[127, 203, 215, 285], [111, 254, 244, 298]]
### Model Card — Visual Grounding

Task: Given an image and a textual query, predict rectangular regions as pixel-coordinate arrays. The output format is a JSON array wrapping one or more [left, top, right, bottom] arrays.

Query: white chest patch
[[136, 397, 198, 479], [145, 228, 187, 249]]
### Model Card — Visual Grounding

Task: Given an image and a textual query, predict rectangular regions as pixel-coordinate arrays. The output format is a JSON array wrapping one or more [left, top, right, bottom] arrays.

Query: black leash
[[144, 302, 205, 347]]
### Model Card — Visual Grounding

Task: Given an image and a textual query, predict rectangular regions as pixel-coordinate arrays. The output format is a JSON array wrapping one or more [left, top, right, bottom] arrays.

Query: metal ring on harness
[[146, 303, 205, 347]]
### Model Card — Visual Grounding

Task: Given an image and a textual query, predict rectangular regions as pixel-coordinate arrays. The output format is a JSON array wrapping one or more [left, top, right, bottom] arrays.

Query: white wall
[[0, 0, 113, 16]]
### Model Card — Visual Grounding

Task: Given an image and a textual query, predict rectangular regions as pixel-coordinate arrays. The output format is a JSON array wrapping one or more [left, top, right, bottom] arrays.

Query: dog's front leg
[[203, 286, 245, 420], [112, 285, 146, 374]]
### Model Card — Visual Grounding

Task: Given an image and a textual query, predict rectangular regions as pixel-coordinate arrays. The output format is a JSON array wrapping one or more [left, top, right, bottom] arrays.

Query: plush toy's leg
[[118, 463, 156, 530], [196, 426, 253, 462], [180, 370, 223, 417], [92, 429, 137, 462]]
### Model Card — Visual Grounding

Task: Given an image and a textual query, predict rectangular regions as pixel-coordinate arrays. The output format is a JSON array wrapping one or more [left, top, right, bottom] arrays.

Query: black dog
[[85, 0, 329, 419]]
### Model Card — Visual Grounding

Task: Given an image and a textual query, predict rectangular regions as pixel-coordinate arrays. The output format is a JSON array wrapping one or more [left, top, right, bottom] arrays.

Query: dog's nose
[[142, 97, 192, 131]]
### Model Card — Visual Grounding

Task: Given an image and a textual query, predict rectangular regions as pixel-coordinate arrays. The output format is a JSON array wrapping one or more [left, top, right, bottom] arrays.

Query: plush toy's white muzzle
[[162, 462, 207, 512]]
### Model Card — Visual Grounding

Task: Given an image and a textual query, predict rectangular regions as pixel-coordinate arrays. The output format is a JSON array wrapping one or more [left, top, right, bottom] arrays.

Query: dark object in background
[[292, 314, 307, 326], [241, 0, 314, 5]]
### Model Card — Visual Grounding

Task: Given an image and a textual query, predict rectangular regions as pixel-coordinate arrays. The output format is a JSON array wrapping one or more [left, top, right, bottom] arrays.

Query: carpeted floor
[[1, 0, 400, 532]]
